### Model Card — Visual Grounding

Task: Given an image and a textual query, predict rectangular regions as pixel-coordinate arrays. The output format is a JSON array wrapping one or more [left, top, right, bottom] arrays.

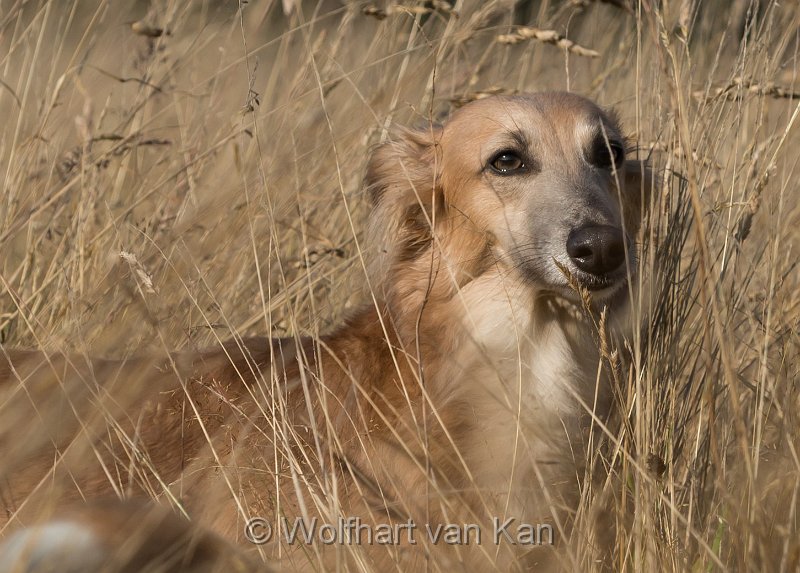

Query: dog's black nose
[[566, 225, 626, 276]]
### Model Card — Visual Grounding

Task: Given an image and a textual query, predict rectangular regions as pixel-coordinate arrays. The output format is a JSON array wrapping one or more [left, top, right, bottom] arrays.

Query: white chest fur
[[444, 270, 600, 521]]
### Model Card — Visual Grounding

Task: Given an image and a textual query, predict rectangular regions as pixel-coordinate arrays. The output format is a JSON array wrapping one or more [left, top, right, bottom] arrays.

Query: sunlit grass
[[0, 1, 797, 570]]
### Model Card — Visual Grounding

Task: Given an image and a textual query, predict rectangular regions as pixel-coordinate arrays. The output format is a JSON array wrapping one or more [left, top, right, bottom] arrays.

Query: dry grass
[[0, 0, 798, 570]]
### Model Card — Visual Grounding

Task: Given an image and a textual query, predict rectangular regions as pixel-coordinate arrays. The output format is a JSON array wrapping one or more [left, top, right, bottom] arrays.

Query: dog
[[0, 92, 650, 572]]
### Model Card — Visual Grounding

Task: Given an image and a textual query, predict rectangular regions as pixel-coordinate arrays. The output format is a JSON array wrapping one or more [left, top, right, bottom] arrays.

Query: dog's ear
[[621, 158, 655, 235], [365, 125, 442, 208], [365, 125, 443, 270]]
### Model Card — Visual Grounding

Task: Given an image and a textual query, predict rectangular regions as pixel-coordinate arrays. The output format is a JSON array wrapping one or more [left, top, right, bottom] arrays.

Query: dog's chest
[[453, 274, 589, 414], [449, 277, 597, 516]]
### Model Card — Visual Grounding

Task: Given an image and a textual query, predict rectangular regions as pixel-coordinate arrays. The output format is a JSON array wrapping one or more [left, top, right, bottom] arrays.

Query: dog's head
[[366, 92, 651, 304]]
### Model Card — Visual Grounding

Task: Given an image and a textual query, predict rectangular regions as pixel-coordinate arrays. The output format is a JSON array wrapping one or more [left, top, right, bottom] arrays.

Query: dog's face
[[367, 92, 650, 303]]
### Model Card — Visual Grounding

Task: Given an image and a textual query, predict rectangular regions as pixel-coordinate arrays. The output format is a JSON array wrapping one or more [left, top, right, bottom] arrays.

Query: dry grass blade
[[362, 2, 458, 21], [448, 86, 517, 107], [0, 1, 797, 571], [497, 27, 600, 57], [694, 76, 800, 101]]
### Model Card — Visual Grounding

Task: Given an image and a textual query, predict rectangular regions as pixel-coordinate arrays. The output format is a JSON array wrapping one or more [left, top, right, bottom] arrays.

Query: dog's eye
[[489, 151, 525, 174], [591, 139, 625, 169]]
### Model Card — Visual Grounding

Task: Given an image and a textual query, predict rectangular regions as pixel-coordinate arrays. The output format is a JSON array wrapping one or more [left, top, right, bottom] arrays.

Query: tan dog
[[0, 92, 650, 572]]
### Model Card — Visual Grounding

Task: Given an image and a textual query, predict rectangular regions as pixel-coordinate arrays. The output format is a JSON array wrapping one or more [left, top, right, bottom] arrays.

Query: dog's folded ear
[[365, 125, 442, 208], [365, 125, 443, 274], [622, 158, 656, 236]]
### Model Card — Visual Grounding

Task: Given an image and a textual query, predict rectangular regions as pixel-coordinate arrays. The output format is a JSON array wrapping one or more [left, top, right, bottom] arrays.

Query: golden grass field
[[0, 0, 798, 570]]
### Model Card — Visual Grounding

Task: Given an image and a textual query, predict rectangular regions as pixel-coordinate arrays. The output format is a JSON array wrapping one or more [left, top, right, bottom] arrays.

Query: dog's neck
[[378, 234, 610, 381], [372, 241, 618, 440], [365, 259, 615, 526]]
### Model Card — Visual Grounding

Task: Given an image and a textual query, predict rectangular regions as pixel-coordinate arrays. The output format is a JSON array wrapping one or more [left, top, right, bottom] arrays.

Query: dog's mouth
[[576, 269, 625, 290], [582, 274, 628, 300], [545, 260, 634, 305], [510, 249, 635, 304], [567, 264, 634, 302]]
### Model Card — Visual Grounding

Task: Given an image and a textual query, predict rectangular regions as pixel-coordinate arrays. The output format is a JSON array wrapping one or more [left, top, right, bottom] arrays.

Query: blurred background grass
[[0, 0, 798, 570]]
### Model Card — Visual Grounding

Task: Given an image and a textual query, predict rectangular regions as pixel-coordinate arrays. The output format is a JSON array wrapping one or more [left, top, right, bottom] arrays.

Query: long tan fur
[[0, 92, 651, 572]]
